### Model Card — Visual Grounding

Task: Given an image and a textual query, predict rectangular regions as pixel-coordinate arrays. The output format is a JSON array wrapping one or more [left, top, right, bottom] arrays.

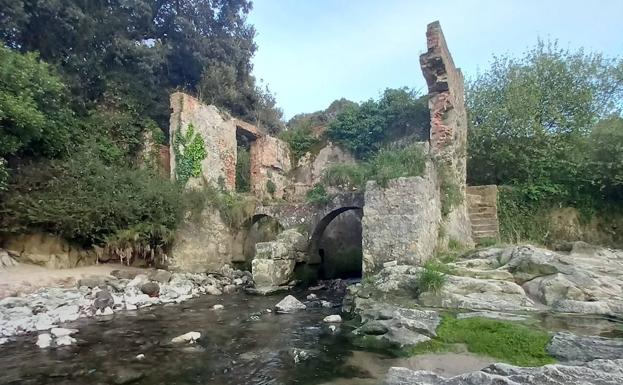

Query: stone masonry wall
[[420, 21, 472, 247], [362, 162, 441, 275], [169, 92, 237, 190], [168, 208, 240, 273], [249, 135, 292, 200]]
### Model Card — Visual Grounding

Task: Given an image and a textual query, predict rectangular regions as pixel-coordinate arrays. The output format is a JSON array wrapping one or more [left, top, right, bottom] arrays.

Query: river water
[[1, 288, 622, 385], [0, 289, 392, 385]]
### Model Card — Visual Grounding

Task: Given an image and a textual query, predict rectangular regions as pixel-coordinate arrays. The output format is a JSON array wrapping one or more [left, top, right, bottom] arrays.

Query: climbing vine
[[173, 123, 207, 185]]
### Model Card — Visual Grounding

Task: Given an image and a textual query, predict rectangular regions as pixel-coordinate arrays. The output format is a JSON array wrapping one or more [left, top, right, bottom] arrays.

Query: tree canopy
[[467, 41, 623, 204]]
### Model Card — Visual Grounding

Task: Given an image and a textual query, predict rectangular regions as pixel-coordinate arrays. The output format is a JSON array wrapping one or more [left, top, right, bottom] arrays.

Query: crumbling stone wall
[[291, 142, 356, 200], [362, 163, 441, 275], [168, 207, 241, 273], [420, 21, 472, 247], [249, 135, 292, 199], [169, 92, 237, 190]]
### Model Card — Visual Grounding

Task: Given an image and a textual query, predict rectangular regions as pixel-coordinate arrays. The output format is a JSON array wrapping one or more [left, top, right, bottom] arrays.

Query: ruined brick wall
[[249, 135, 292, 199], [169, 92, 236, 190], [420, 21, 473, 247]]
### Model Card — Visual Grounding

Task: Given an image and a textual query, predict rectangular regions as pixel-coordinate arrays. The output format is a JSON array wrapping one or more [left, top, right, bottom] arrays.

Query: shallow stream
[[1, 289, 622, 385]]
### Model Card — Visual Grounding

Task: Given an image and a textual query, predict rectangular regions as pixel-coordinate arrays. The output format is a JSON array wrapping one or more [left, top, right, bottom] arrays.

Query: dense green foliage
[[0, 1, 285, 257], [278, 124, 321, 162], [0, 0, 283, 133], [306, 183, 330, 205], [183, 186, 256, 229], [410, 316, 555, 367], [0, 46, 75, 163], [0, 153, 183, 246], [323, 144, 426, 189], [467, 41, 623, 210], [327, 88, 429, 159], [173, 124, 207, 186], [437, 164, 463, 218], [236, 146, 251, 193]]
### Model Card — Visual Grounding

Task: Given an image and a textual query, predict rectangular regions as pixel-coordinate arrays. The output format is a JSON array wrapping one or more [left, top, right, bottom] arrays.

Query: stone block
[[252, 258, 295, 287]]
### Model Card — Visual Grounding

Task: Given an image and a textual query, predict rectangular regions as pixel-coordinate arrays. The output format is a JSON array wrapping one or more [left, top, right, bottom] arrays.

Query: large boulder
[[251, 258, 295, 287], [547, 332, 623, 362], [352, 302, 440, 350], [383, 359, 623, 385]]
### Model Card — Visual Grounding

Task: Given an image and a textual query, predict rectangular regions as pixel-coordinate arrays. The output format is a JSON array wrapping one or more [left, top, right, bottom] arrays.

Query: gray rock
[[288, 348, 316, 364], [140, 282, 160, 297], [149, 269, 172, 283], [357, 321, 389, 335], [275, 295, 306, 313], [36, 333, 52, 348], [77, 275, 109, 289], [111, 270, 140, 280], [94, 289, 114, 311], [547, 332, 623, 362], [383, 359, 623, 385]]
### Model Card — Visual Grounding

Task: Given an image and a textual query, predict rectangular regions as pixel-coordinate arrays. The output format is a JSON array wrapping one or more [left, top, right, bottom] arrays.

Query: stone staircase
[[466, 185, 500, 243]]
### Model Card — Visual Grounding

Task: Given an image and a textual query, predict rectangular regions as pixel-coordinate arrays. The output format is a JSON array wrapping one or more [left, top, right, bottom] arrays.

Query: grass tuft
[[408, 315, 556, 367]]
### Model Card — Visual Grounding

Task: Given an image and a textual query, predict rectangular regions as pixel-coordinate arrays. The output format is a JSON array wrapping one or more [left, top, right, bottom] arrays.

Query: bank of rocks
[[351, 242, 623, 317], [383, 359, 623, 385], [0, 266, 252, 344]]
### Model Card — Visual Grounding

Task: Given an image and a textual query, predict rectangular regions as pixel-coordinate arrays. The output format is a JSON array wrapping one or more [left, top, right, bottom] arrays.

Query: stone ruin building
[[166, 21, 500, 288]]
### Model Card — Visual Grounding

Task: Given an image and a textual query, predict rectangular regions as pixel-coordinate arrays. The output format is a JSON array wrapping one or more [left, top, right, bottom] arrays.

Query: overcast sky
[[248, 0, 623, 119]]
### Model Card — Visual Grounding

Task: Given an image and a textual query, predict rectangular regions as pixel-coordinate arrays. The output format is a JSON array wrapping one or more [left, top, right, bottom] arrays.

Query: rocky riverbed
[[0, 265, 253, 343]]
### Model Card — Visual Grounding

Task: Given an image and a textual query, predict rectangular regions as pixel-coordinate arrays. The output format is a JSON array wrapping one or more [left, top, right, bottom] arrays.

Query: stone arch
[[308, 206, 363, 278], [232, 214, 284, 265]]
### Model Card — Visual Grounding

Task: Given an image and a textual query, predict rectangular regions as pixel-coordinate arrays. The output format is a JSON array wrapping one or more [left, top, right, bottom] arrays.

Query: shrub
[[306, 183, 330, 205], [266, 179, 277, 195], [236, 145, 251, 193], [323, 164, 368, 190], [323, 144, 426, 190], [438, 163, 462, 217], [0, 151, 183, 247], [278, 123, 321, 162], [183, 185, 256, 229], [327, 88, 430, 159], [418, 261, 448, 294], [172, 123, 207, 185]]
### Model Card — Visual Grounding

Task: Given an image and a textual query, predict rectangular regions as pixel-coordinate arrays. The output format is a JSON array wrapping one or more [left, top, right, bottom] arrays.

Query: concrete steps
[[466, 185, 500, 243]]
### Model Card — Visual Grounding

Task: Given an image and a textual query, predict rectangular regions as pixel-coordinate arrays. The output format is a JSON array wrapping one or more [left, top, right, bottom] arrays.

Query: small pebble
[[136, 354, 145, 361], [212, 304, 224, 310]]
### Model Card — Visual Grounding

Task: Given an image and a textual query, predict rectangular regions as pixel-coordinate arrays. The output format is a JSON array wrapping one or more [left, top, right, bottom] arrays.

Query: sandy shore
[[0, 263, 147, 299]]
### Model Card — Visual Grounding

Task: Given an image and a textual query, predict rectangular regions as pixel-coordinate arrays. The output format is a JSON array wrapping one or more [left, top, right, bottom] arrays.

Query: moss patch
[[408, 315, 556, 367]]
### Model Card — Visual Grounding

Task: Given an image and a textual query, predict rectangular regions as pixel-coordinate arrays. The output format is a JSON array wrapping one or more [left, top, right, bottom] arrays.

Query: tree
[[0, 0, 282, 135], [466, 41, 623, 203], [327, 88, 430, 159], [0, 45, 75, 161]]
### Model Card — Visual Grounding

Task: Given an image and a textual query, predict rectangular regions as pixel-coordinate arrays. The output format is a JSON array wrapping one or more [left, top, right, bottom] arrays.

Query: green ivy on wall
[[173, 123, 207, 185]]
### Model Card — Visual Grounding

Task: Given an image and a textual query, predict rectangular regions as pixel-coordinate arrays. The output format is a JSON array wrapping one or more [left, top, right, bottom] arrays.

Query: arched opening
[[309, 207, 363, 279], [233, 214, 283, 270]]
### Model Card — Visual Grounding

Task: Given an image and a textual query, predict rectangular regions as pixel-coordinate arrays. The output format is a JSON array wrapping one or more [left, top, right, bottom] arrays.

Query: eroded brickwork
[[249, 135, 292, 199], [169, 92, 237, 190], [420, 21, 473, 247]]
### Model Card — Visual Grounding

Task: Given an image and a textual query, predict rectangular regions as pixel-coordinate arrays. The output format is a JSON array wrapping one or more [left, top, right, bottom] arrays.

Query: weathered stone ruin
[[164, 21, 499, 288], [160, 22, 497, 286]]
